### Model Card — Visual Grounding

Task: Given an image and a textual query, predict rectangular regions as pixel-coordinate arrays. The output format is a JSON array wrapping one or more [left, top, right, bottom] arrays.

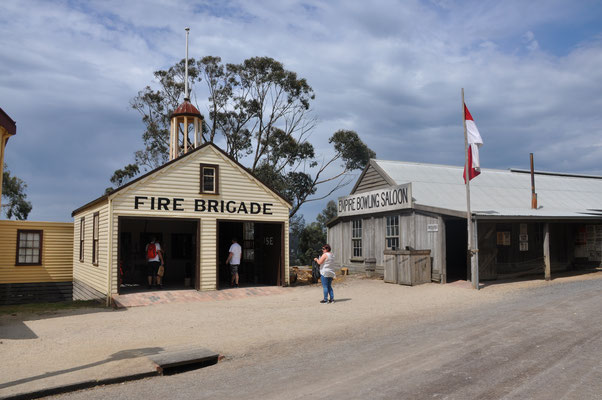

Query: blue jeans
[[321, 275, 334, 301]]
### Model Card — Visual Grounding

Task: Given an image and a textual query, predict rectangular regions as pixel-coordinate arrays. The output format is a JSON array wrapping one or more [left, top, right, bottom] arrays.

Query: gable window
[[79, 217, 85, 262], [352, 219, 362, 257], [386, 215, 399, 250], [200, 164, 219, 194], [92, 212, 99, 265], [16, 230, 43, 265]]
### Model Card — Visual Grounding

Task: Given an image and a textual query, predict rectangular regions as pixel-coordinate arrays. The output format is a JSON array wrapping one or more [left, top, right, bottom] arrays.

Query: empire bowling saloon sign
[[338, 184, 412, 217]]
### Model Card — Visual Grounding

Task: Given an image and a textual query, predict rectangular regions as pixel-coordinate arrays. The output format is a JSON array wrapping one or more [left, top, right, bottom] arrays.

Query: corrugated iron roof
[[373, 159, 602, 219]]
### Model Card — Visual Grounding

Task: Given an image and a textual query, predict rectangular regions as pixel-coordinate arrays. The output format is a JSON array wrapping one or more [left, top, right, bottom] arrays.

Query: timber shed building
[[327, 159, 602, 284], [72, 142, 291, 302]]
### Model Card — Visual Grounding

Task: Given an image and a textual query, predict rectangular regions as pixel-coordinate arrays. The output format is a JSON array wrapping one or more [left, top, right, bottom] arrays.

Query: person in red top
[[146, 237, 164, 289]]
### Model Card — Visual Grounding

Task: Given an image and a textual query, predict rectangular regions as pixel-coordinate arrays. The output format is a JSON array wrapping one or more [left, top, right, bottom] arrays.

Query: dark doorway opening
[[445, 218, 468, 281], [217, 221, 283, 289], [118, 217, 198, 294]]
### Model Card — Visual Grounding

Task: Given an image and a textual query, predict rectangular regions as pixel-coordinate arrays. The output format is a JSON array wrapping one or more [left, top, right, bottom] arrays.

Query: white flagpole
[[462, 88, 478, 290]]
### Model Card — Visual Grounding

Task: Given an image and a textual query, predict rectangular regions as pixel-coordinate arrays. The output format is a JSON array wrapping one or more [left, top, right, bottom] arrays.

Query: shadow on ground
[[0, 347, 163, 389]]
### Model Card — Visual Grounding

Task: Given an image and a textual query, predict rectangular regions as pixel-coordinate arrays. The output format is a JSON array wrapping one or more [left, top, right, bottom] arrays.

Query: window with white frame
[[352, 219, 362, 257], [200, 164, 219, 194], [386, 215, 399, 250], [16, 230, 42, 265]]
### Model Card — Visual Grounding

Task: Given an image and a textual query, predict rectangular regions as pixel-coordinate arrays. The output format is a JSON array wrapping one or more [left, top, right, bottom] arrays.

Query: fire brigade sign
[[337, 184, 412, 217]]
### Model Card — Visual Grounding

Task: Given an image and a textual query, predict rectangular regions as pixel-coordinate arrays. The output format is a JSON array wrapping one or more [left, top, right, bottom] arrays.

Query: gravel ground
[[1, 270, 601, 398]]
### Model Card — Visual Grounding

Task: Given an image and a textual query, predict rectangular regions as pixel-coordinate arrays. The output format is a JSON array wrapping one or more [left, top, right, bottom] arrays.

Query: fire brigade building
[[327, 159, 602, 285], [72, 100, 291, 301]]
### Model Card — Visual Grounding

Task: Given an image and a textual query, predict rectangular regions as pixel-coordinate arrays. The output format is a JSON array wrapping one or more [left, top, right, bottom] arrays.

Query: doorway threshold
[[112, 286, 287, 308]]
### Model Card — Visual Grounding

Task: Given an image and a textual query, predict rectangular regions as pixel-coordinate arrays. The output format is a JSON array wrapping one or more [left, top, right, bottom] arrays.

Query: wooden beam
[[544, 223, 551, 281]]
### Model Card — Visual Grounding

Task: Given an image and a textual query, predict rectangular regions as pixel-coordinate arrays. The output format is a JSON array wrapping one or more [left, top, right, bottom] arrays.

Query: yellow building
[[0, 108, 76, 305], [72, 142, 291, 302], [0, 220, 74, 304]]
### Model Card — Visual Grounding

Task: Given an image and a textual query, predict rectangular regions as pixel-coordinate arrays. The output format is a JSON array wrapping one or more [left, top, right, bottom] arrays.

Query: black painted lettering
[[237, 202, 248, 214], [226, 201, 236, 213], [158, 197, 170, 210], [250, 202, 261, 214], [208, 200, 219, 212], [134, 196, 147, 210], [150, 197, 155, 210], [220, 200, 224, 213], [195, 199, 206, 212], [263, 203, 273, 215], [173, 198, 184, 211]]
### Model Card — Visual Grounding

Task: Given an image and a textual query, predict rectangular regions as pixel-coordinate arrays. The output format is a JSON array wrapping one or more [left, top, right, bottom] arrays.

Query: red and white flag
[[463, 103, 483, 183]]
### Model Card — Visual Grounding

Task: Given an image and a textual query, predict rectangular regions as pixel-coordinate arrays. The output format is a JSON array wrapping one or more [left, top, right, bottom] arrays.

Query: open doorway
[[217, 221, 283, 289], [118, 217, 198, 293], [445, 218, 468, 281]]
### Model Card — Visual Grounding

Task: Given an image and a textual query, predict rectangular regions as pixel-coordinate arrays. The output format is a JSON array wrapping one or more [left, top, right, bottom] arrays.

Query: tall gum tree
[[112, 56, 375, 217]]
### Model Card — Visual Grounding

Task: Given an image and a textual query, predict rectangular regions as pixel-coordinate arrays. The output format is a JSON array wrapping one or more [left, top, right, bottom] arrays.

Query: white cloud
[[1, 0, 602, 221]]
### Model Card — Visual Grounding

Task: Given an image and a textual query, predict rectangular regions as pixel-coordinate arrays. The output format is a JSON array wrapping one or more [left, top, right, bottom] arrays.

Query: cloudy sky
[[2, 0, 602, 222]]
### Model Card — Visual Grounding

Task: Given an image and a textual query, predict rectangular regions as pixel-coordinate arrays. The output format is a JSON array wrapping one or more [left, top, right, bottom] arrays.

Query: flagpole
[[462, 88, 478, 290]]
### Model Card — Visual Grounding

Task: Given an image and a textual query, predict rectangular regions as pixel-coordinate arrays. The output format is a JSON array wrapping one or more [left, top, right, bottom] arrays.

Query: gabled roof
[[72, 142, 292, 216], [370, 159, 602, 219]]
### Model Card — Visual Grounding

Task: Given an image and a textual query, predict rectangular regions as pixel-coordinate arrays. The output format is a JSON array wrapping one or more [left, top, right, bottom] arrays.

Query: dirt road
[[21, 271, 601, 400]]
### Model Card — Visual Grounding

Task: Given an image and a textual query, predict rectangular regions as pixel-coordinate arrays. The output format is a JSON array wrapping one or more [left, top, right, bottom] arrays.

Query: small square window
[[16, 230, 43, 265]]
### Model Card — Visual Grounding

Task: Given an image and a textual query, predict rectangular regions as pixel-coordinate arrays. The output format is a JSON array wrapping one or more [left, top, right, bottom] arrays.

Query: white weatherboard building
[[72, 142, 291, 301], [327, 159, 602, 284]]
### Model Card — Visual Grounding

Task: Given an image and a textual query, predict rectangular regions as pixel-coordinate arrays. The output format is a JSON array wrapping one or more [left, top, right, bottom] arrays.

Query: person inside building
[[314, 244, 335, 303], [145, 236, 164, 289], [226, 237, 242, 288]]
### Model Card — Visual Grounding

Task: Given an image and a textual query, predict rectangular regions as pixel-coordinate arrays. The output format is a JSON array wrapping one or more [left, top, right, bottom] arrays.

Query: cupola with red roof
[[169, 27, 203, 161]]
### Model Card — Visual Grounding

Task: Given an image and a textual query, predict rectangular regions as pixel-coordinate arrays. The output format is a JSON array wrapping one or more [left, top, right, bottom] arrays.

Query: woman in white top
[[314, 244, 335, 303]]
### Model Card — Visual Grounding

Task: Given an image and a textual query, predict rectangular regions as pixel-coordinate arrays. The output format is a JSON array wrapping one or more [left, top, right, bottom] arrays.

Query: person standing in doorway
[[226, 237, 242, 288], [314, 244, 335, 303], [146, 236, 164, 289]]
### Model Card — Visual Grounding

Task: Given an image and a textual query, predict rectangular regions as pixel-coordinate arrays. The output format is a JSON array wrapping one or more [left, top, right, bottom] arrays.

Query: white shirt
[[229, 243, 242, 265], [320, 252, 336, 278]]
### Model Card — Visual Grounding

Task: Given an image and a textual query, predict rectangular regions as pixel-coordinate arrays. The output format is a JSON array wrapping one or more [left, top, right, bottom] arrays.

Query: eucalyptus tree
[[2, 164, 32, 220], [112, 56, 375, 217]]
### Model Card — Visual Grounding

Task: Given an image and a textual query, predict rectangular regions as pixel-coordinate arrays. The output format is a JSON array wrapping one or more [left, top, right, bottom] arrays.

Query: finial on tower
[[184, 27, 190, 101], [169, 27, 202, 161]]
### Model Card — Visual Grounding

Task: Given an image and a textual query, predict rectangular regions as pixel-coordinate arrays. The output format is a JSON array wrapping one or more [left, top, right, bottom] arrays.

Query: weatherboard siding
[[110, 146, 289, 220], [0, 220, 73, 284], [353, 164, 390, 194], [414, 212, 443, 278], [328, 211, 444, 281], [72, 202, 110, 296], [75, 145, 290, 294]]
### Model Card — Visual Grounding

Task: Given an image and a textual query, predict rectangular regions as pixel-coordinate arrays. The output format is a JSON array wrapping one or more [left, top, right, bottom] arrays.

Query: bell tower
[[169, 27, 202, 160]]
